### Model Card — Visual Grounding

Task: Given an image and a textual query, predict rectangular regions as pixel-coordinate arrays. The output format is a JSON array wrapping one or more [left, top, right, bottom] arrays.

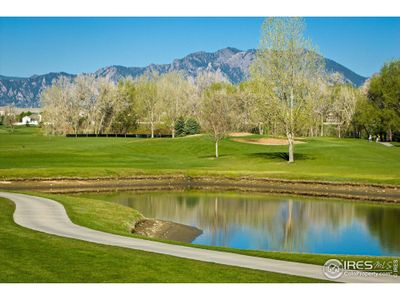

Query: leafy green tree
[[110, 110, 138, 134], [351, 95, 380, 138], [250, 17, 326, 162], [367, 60, 400, 141]]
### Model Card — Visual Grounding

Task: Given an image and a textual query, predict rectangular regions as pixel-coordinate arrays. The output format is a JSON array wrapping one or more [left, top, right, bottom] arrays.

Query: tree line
[[40, 17, 399, 162], [351, 60, 400, 142], [41, 71, 204, 138]]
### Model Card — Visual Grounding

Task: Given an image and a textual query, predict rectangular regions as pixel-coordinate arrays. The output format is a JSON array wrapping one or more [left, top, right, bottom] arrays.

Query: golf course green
[[1, 126, 399, 282], [1, 126, 399, 184]]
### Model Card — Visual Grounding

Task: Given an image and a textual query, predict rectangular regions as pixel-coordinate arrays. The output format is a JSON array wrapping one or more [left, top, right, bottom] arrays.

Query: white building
[[16, 113, 41, 126], [22, 116, 34, 125]]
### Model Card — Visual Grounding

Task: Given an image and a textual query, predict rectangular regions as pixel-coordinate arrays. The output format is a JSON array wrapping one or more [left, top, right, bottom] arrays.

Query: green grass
[[1, 126, 399, 184], [0, 196, 326, 283], [25, 192, 399, 270], [2, 126, 397, 282]]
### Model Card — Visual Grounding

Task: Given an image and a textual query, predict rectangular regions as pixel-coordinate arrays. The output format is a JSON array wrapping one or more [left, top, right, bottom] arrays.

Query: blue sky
[[0, 17, 399, 78]]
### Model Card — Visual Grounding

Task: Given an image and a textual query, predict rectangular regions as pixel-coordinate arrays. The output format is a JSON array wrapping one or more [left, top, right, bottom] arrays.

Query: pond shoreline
[[1, 175, 399, 203]]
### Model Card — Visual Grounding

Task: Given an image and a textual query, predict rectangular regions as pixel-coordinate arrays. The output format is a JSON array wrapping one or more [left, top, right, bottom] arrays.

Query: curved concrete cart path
[[1, 192, 398, 283]]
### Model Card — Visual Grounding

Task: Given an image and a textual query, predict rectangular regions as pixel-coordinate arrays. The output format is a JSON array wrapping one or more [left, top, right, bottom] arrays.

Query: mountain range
[[0, 47, 368, 108]]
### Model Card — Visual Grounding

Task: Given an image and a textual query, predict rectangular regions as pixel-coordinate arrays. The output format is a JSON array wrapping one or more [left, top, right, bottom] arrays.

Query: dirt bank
[[1, 175, 399, 203], [131, 218, 203, 243]]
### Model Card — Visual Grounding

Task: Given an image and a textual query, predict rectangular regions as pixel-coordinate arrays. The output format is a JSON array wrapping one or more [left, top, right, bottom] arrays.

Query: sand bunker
[[233, 137, 306, 146], [229, 132, 254, 137]]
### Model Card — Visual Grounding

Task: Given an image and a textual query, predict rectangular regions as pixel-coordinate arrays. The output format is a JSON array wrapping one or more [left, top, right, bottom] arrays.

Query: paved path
[[1, 192, 398, 283]]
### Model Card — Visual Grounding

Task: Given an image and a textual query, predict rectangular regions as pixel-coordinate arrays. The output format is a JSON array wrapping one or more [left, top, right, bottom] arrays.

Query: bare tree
[[233, 82, 260, 133], [109, 78, 138, 134], [3, 106, 17, 131], [91, 78, 117, 135], [136, 73, 160, 138], [238, 80, 275, 135], [158, 72, 194, 138], [186, 70, 228, 123], [331, 84, 358, 138], [306, 78, 331, 137], [74, 75, 99, 134], [41, 75, 140, 136], [195, 69, 229, 94], [250, 17, 325, 162], [41, 76, 74, 135], [201, 83, 236, 158]]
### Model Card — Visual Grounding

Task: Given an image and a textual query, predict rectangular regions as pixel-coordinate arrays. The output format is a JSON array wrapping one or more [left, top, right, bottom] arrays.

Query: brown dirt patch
[[233, 138, 306, 146], [131, 218, 203, 243]]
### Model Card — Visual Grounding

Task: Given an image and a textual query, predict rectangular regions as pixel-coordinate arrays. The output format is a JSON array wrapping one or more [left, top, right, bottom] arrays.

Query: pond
[[80, 191, 400, 256]]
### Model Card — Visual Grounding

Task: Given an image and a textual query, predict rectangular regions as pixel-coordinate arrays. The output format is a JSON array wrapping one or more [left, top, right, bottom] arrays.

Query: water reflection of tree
[[209, 197, 230, 246], [103, 192, 399, 253], [273, 199, 356, 252], [282, 200, 306, 252], [118, 193, 355, 250], [121, 193, 283, 247], [355, 206, 400, 253], [283, 200, 294, 251]]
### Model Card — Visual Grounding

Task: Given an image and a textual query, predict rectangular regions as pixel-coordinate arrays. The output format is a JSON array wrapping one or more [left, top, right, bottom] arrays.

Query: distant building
[[16, 113, 41, 126], [22, 116, 33, 124]]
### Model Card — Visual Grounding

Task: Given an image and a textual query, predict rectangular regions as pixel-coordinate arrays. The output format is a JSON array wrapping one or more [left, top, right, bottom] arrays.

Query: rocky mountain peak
[[0, 47, 368, 107]]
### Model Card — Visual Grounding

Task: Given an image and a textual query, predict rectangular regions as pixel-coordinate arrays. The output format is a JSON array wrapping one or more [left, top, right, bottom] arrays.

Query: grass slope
[[0, 197, 325, 283], [1, 126, 399, 184]]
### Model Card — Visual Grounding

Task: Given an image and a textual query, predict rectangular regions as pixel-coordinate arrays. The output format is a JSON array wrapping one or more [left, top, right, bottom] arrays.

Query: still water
[[82, 191, 400, 256]]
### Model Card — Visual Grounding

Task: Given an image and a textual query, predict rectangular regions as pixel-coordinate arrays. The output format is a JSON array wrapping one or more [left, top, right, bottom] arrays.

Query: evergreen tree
[[184, 118, 200, 135], [174, 116, 186, 137]]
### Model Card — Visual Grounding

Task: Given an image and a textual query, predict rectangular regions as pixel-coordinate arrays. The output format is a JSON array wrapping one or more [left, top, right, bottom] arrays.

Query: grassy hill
[[0, 126, 399, 184]]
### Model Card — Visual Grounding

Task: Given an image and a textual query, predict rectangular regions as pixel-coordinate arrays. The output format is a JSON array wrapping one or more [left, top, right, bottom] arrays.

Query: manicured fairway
[[0, 197, 326, 283], [0, 126, 399, 183]]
